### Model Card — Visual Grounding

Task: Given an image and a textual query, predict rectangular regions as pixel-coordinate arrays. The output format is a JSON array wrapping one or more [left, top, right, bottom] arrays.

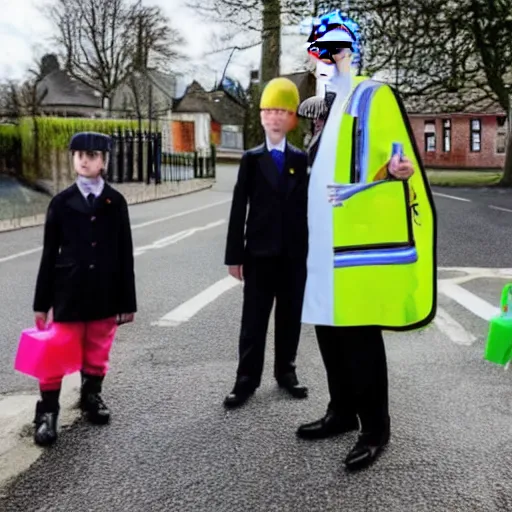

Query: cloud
[[0, 0, 54, 80], [0, 0, 312, 93], [143, 0, 313, 93]]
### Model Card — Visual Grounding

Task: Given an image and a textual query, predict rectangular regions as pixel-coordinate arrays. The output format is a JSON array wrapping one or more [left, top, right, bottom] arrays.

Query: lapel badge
[[289, 168, 295, 175], [106, 198, 111, 204]]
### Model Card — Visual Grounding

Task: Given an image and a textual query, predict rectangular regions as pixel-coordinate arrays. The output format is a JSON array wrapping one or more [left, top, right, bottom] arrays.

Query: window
[[221, 125, 243, 149], [496, 116, 508, 154], [442, 119, 451, 152], [496, 132, 507, 154], [470, 119, 481, 152], [497, 116, 507, 127], [424, 120, 436, 152]]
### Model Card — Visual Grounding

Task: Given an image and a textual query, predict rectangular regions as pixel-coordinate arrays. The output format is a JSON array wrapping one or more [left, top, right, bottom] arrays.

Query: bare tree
[[188, 0, 309, 82], [323, 0, 512, 184], [0, 82, 20, 117], [120, 2, 185, 128], [48, 0, 132, 109], [126, 1, 185, 72], [187, 0, 309, 149], [466, 0, 512, 184]]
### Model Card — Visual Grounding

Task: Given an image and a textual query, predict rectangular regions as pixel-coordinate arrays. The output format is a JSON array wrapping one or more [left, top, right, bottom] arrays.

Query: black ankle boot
[[80, 374, 110, 425], [34, 396, 59, 447]]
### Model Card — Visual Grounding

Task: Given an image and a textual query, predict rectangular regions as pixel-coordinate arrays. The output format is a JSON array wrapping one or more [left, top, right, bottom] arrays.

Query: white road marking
[[131, 199, 231, 230], [434, 306, 477, 345], [134, 220, 225, 257], [152, 275, 241, 326], [433, 192, 471, 202], [0, 247, 43, 264], [439, 266, 512, 276], [0, 199, 232, 264], [489, 205, 512, 213], [438, 281, 500, 321]]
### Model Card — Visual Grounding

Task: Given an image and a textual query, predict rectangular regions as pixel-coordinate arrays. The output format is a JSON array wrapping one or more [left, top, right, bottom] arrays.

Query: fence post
[[211, 144, 216, 178], [146, 132, 153, 185], [154, 132, 162, 184], [126, 130, 134, 182], [117, 129, 124, 183], [137, 131, 143, 182], [193, 151, 199, 179], [107, 133, 115, 182]]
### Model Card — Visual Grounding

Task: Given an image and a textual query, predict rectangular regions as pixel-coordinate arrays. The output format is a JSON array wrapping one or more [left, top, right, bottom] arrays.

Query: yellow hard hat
[[260, 77, 300, 112]]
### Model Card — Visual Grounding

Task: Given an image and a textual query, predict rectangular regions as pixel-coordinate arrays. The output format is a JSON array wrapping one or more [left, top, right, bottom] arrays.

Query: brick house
[[406, 94, 508, 169]]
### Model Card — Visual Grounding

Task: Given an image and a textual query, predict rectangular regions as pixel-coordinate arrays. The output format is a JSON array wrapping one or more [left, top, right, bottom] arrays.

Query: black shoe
[[297, 410, 358, 440], [344, 426, 390, 471], [223, 384, 256, 408], [80, 374, 110, 425], [34, 400, 59, 447], [277, 373, 308, 399]]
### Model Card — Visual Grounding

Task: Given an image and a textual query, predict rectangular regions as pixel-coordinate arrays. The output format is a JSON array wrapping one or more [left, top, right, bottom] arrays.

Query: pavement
[[0, 167, 511, 511], [0, 176, 50, 221]]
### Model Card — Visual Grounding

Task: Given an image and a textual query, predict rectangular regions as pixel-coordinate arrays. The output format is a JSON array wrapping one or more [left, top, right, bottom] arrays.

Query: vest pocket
[[332, 179, 417, 268]]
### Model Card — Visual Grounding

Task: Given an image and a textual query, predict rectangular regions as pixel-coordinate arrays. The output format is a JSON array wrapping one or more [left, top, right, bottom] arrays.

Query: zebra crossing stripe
[[438, 281, 500, 321], [434, 307, 477, 345]]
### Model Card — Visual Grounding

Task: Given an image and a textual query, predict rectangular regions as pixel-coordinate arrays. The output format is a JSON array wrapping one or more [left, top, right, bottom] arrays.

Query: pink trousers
[[39, 317, 117, 391]]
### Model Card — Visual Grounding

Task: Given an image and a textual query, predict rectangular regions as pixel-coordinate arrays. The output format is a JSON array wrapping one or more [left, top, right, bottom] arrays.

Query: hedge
[[0, 116, 150, 180], [0, 124, 20, 153]]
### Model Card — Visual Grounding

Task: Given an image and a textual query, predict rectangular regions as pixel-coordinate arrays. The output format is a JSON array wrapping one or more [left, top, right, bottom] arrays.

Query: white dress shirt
[[266, 136, 286, 153], [76, 175, 105, 200]]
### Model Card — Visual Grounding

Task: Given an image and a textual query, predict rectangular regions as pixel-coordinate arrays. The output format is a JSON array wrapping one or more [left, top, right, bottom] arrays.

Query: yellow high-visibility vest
[[302, 76, 437, 330]]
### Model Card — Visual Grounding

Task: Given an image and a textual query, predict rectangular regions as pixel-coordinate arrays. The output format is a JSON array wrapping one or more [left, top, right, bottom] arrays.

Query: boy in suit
[[224, 78, 309, 408]]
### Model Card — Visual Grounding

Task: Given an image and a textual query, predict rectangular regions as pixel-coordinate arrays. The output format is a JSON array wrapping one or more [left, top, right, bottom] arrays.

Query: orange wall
[[211, 120, 221, 146], [172, 121, 195, 152]]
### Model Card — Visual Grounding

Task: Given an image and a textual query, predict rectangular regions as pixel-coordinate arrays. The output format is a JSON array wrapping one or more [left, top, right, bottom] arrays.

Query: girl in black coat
[[32, 131, 137, 447]]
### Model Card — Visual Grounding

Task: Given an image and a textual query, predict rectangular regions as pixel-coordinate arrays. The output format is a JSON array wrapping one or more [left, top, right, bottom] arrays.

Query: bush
[[0, 117, 149, 181], [0, 124, 20, 153]]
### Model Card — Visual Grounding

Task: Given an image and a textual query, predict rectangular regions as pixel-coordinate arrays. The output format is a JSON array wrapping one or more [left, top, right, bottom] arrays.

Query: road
[[1, 166, 512, 511]]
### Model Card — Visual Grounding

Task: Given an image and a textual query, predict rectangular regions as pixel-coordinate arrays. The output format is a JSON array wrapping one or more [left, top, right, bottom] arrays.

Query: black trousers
[[235, 254, 307, 389], [315, 325, 389, 433]]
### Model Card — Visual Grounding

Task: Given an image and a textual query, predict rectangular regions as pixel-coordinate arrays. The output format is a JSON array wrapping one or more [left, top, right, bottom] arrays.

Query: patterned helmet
[[306, 10, 362, 66]]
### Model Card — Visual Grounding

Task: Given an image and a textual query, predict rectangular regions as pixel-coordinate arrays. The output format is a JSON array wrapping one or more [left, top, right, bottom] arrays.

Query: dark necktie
[[87, 193, 95, 208], [270, 149, 285, 174]]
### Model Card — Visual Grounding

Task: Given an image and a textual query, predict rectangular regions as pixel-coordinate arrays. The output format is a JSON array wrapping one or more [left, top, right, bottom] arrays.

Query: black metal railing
[[106, 130, 216, 184]]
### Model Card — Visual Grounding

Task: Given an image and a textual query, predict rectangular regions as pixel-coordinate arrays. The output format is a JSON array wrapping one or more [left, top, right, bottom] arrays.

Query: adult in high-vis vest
[[224, 78, 310, 408], [296, 11, 437, 471]]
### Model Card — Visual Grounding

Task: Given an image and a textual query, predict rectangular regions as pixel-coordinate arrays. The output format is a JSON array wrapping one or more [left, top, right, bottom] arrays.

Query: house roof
[[280, 71, 316, 102], [35, 53, 178, 111], [173, 81, 245, 125], [37, 69, 102, 108], [174, 72, 316, 125], [403, 88, 506, 116], [144, 69, 177, 101]]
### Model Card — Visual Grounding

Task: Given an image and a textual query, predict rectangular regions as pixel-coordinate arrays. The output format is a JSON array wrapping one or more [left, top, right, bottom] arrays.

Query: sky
[[0, 0, 312, 96]]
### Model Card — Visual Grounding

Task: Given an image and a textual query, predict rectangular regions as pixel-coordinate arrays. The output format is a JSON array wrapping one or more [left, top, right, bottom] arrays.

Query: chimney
[[250, 70, 259, 84]]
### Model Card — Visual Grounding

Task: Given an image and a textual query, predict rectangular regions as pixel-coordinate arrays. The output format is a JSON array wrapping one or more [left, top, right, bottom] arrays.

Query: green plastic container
[[484, 283, 512, 366]]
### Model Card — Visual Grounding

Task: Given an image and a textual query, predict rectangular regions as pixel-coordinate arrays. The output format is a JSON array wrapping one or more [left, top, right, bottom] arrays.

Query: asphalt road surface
[[1, 166, 511, 511]]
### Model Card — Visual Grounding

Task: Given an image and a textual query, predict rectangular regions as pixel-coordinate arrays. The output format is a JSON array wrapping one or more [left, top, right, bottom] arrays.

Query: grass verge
[[426, 170, 502, 187]]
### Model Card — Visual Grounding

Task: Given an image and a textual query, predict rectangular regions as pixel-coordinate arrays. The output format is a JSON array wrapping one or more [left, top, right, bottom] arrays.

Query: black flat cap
[[69, 132, 112, 152]]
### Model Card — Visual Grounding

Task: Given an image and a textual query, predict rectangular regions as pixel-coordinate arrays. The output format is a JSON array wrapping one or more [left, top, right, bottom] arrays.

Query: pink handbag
[[14, 323, 83, 380]]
